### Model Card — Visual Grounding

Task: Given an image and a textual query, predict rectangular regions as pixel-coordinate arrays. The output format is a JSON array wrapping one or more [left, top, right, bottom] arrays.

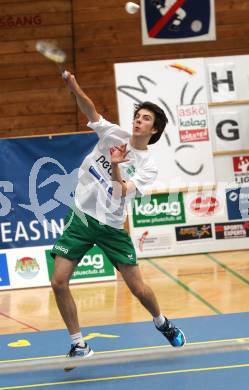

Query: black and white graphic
[[208, 62, 237, 102]]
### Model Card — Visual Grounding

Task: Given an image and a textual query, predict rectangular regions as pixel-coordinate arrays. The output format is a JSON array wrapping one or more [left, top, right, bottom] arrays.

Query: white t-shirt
[[74, 116, 158, 229]]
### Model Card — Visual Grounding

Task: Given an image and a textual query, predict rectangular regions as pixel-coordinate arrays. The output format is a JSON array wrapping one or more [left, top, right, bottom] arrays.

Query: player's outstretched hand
[[62, 71, 80, 95], [110, 144, 130, 164]]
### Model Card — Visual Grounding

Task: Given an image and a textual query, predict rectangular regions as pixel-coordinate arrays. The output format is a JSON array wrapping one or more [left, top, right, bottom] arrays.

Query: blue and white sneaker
[[156, 318, 186, 347], [64, 342, 94, 371]]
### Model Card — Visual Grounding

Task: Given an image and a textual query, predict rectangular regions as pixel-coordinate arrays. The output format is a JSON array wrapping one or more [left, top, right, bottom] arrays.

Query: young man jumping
[[51, 71, 186, 365]]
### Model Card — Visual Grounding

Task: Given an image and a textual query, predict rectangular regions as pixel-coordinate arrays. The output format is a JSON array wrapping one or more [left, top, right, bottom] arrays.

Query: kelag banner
[[0, 133, 116, 290]]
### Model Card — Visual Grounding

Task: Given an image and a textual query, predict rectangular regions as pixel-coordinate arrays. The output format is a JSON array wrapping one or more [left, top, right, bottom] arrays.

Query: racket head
[[36, 41, 66, 64]]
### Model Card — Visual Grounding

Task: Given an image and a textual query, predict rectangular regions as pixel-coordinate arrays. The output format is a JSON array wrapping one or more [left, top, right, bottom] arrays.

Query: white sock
[[70, 332, 85, 347], [153, 314, 167, 329]]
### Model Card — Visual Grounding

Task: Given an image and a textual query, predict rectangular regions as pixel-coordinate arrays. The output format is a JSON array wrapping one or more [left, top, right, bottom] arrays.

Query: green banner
[[132, 193, 185, 227], [46, 245, 116, 282]]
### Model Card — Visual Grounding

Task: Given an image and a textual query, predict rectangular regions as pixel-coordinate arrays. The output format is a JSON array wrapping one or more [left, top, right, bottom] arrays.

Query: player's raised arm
[[62, 71, 100, 123]]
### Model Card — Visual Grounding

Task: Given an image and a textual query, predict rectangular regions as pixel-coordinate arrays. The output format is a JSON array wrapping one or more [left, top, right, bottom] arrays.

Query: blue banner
[[0, 133, 98, 250], [226, 187, 249, 220], [0, 253, 10, 286]]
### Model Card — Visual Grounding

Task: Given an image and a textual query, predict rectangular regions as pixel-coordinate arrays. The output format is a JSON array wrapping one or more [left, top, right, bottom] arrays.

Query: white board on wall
[[206, 55, 249, 102], [114, 58, 215, 192]]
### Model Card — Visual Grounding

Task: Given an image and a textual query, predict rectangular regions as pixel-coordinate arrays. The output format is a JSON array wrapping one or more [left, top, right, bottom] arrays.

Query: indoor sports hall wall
[[0, 0, 249, 137], [0, 0, 76, 137], [115, 54, 249, 257]]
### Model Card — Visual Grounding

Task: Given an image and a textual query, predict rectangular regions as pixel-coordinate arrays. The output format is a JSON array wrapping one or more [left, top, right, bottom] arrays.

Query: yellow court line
[[1, 362, 249, 389], [1, 337, 249, 364]]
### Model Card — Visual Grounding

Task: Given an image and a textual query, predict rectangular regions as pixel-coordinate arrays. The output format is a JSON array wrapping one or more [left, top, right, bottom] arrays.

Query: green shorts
[[51, 209, 137, 269]]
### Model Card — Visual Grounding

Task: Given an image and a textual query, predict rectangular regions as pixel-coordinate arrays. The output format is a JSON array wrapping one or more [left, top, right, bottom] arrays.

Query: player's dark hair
[[133, 101, 168, 144]]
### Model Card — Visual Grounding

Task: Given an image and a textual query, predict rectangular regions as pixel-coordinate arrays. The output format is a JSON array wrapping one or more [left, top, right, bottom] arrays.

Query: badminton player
[[51, 71, 186, 363]]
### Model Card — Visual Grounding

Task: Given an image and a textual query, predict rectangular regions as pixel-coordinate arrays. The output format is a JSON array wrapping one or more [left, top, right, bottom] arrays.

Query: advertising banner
[[233, 156, 249, 185], [132, 193, 185, 227], [177, 103, 209, 143], [46, 245, 116, 283], [226, 187, 249, 220], [0, 134, 117, 290], [0, 133, 98, 250]]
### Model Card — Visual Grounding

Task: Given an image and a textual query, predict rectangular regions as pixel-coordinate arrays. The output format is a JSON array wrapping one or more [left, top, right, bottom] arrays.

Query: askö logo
[[132, 193, 185, 227]]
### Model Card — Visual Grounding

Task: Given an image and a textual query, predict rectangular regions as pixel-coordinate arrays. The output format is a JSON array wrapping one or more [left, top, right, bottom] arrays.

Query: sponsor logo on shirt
[[127, 165, 136, 177], [89, 166, 113, 198], [54, 244, 69, 254], [96, 155, 112, 176]]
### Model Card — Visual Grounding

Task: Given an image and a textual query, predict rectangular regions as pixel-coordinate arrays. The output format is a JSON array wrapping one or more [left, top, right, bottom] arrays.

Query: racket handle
[[56, 62, 66, 76], [62, 70, 69, 80]]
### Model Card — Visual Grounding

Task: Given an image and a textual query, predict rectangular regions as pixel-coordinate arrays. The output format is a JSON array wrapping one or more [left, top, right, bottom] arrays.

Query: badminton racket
[[36, 40, 68, 79]]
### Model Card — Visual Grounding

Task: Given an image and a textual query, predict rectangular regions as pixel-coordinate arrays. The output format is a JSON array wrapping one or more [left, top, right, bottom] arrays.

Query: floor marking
[[1, 362, 249, 389], [0, 312, 40, 333], [147, 258, 222, 314], [8, 340, 31, 348], [1, 337, 249, 364], [205, 253, 249, 285], [83, 332, 119, 341]]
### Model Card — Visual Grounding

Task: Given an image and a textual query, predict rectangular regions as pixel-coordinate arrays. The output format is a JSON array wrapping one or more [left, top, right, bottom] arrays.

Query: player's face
[[132, 109, 157, 139]]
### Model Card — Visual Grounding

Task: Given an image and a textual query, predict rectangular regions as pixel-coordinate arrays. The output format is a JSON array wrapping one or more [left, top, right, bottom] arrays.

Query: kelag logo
[[46, 246, 115, 281], [0, 253, 10, 287], [132, 193, 185, 227]]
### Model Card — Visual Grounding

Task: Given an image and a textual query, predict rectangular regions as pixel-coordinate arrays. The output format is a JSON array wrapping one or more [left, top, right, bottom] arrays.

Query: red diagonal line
[[149, 0, 186, 38], [0, 311, 40, 332]]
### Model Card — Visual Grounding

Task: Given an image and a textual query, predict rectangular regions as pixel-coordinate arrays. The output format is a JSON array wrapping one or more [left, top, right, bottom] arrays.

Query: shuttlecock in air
[[125, 2, 140, 14]]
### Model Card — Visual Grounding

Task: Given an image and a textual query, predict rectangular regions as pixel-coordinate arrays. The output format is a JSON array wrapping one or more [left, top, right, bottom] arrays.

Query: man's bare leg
[[51, 255, 80, 334], [118, 263, 161, 317], [118, 263, 186, 347]]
